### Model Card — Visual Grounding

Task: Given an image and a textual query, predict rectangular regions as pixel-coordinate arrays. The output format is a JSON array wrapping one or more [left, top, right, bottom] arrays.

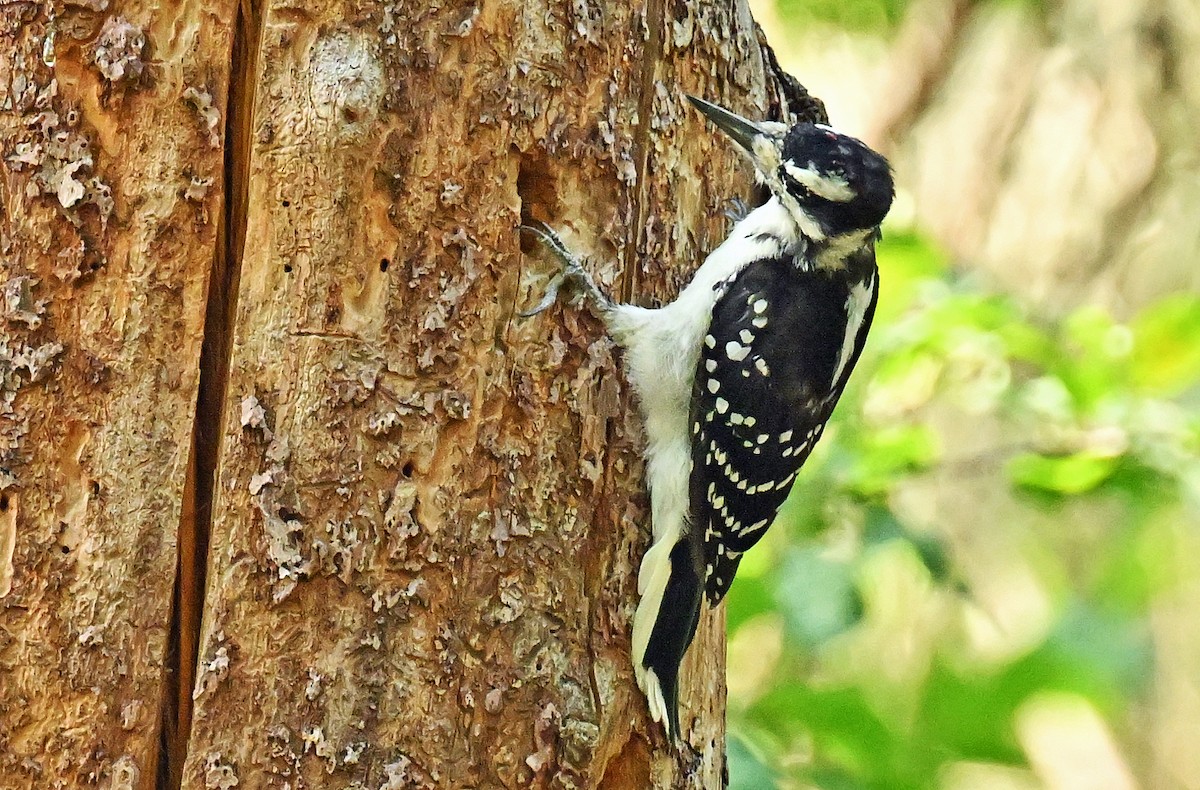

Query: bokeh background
[[729, 1, 1200, 787]]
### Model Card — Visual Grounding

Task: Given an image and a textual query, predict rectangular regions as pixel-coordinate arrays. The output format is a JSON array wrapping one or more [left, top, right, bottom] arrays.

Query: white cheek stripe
[[784, 161, 855, 202]]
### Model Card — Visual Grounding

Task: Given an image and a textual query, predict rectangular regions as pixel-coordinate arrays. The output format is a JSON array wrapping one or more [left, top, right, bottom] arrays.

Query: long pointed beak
[[686, 95, 769, 156]]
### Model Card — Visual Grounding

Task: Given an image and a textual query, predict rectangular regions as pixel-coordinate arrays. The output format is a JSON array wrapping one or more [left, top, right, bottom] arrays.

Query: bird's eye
[[779, 167, 814, 200]]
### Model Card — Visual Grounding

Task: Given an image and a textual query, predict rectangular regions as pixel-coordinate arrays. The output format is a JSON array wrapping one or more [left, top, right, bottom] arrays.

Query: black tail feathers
[[639, 535, 705, 739]]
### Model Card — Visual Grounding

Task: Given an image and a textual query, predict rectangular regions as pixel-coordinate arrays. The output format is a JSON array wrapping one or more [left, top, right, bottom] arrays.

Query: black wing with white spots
[[689, 251, 878, 604]]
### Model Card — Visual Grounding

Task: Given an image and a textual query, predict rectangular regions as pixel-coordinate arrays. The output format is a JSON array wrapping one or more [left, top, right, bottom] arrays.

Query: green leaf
[[873, 231, 949, 322], [1047, 306, 1133, 410], [998, 320, 1058, 368], [750, 683, 897, 776], [915, 662, 1029, 765], [775, 0, 908, 35], [1093, 481, 1190, 611], [1007, 451, 1121, 494], [726, 574, 777, 633], [728, 733, 780, 790], [861, 507, 957, 588], [1047, 602, 1153, 703], [774, 548, 862, 648], [799, 766, 873, 790], [840, 424, 939, 496], [918, 601, 1150, 760], [1130, 295, 1200, 396]]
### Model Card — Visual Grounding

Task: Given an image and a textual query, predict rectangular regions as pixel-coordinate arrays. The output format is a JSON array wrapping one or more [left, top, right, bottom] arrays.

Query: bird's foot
[[722, 196, 751, 227], [519, 222, 612, 317]]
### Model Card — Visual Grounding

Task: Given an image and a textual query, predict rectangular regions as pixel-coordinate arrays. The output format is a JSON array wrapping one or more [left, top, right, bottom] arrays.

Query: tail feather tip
[[640, 666, 681, 741]]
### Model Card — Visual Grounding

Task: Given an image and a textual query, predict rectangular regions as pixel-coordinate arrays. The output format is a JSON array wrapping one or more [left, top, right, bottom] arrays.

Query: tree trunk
[[0, 4, 236, 788], [1, 1, 810, 787]]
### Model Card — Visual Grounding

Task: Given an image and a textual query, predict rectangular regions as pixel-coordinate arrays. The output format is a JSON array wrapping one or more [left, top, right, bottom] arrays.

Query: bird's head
[[687, 95, 894, 241]]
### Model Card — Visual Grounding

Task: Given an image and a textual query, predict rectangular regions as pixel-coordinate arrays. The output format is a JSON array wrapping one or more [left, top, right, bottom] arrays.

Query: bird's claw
[[519, 268, 570, 318], [722, 196, 751, 225], [519, 222, 608, 317]]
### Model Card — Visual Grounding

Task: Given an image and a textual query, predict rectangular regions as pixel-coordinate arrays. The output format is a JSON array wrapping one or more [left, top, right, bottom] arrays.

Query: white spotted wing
[[689, 255, 877, 603]]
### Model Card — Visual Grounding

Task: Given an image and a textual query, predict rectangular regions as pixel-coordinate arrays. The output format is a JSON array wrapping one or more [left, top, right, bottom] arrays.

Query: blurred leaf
[[800, 766, 873, 790], [839, 424, 939, 496], [1093, 473, 1189, 612], [1130, 295, 1200, 396], [1064, 306, 1119, 351], [728, 733, 780, 790], [774, 548, 862, 648], [775, 0, 908, 34], [723, 224, 1193, 788], [873, 231, 948, 323], [751, 683, 897, 777], [1047, 602, 1153, 704], [861, 505, 905, 545], [727, 573, 778, 632], [997, 319, 1058, 368], [1007, 451, 1121, 494], [916, 661, 1027, 765], [904, 533, 955, 589], [779, 463, 841, 542], [1051, 307, 1131, 411], [918, 601, 1151, 763], [861, 506, 956, 587]]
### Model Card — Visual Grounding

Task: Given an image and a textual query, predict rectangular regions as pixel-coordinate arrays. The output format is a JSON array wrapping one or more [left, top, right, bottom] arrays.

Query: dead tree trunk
[[1, 1, 813, 787], [0, 4, 236, 788]]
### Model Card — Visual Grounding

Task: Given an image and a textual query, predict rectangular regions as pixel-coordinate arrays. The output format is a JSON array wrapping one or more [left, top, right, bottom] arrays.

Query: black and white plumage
[[523, 96, 893, 740]]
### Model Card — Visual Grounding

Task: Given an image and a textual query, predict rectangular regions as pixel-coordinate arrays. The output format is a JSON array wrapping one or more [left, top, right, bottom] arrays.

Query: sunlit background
[[728, 1, 1200, 787]]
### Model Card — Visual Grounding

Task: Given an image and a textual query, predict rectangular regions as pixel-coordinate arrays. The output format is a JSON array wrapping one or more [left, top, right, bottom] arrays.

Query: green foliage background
[[726, 223, 1199, 787], [724, 5, 1200, 769], [718, 3, 1200, 784]]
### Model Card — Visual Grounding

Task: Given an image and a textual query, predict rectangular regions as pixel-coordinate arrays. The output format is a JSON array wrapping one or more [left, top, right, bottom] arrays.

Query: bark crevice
[[624, 0, 665, 304], [161, 1, 264, 786]]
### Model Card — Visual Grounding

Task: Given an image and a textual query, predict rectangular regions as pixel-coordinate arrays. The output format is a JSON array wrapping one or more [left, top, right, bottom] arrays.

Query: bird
[[521, 94, 894, 740]]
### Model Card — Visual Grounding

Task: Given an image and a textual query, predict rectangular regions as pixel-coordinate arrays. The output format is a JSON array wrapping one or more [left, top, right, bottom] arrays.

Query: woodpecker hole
[[283, 263, 293, 273], [281, 199, 291, 207], [515, 147, 560, 233], [61, 545, 70, 554], [0, 494, 8, 512], [379, 258, 390, 272], [401, 461, 414, 478], [90, 481, 101, 497]]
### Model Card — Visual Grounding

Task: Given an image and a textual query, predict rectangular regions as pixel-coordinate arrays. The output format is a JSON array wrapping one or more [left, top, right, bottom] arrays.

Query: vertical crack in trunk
[[160, 1, 264, 786], [623, 0, 665, 304]]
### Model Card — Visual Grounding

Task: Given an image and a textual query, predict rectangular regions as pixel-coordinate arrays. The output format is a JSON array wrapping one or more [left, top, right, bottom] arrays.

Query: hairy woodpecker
[[522, 95, 894, 739]]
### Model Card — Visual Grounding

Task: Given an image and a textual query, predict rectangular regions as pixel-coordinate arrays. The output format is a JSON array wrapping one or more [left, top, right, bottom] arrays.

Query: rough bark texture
[[182, 1, 810, 787], [0, 2, 235, 788], [2, 1, 809, 787]]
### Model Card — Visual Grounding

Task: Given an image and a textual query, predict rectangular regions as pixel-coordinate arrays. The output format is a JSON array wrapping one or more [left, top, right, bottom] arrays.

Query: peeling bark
[[1, 0, 810, 787], [0, 2, 236, 788]]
